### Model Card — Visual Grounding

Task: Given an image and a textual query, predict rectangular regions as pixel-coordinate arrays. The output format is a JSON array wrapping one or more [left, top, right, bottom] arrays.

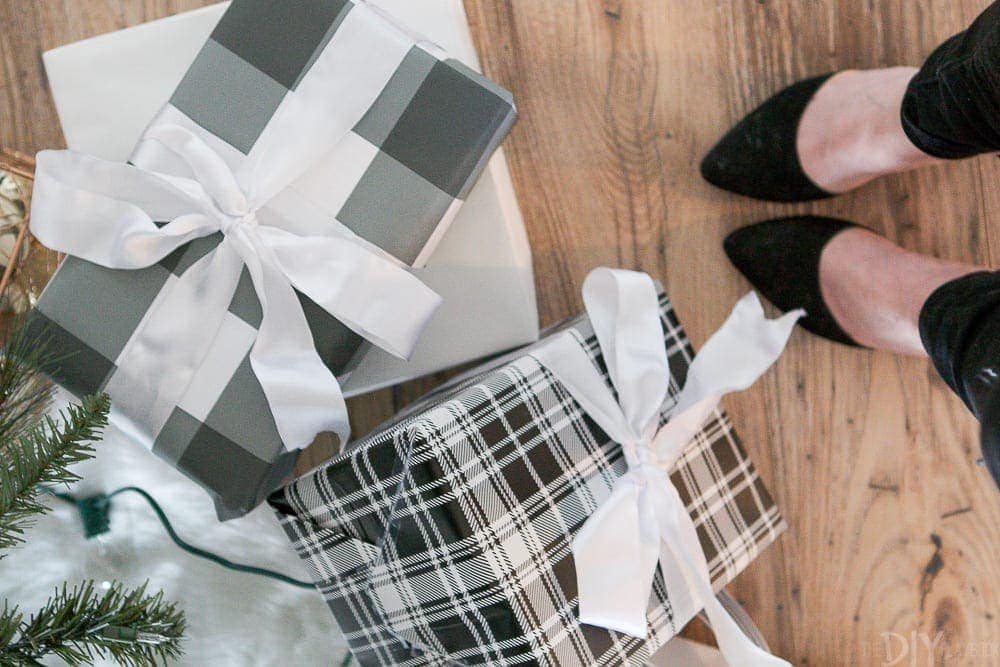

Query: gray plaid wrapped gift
[[28, 0, 515, 518], [271, 269, 794, 666]]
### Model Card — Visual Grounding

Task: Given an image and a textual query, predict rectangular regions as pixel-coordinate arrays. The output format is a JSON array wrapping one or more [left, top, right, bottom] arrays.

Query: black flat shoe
[[701, 73, 836, 202], [723, 216, 863, 347]]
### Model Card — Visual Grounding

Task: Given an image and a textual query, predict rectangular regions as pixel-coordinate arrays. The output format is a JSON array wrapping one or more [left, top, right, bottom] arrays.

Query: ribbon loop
[[582, 268, 671, 438], [31, 126, 442, 451], [532, 267, 800, 665]]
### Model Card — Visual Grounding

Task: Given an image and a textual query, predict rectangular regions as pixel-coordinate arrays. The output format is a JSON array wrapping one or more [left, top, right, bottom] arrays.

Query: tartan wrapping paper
[[29, 0, 516, 518], [271, 288, 786, 666]]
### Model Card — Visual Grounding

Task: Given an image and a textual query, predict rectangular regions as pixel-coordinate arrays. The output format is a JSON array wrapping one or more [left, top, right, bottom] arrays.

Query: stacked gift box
[[30, 0, 795, 664], [32, 0, 520, 517]]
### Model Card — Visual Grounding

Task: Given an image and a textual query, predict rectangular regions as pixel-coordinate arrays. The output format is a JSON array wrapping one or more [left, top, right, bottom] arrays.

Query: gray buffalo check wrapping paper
[[28, 0, 516, 517], [271, 286, 786, 666]]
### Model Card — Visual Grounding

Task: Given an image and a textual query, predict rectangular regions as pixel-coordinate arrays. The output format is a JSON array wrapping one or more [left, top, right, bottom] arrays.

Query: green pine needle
[[0, 580, 185, 666], [0, 321, 59, 448], [0, 317, 186, 665], [0, 393, 110, 554]]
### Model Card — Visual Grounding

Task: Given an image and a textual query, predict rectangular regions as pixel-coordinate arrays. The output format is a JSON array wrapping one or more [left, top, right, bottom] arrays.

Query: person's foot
[[828, 237, 1000, 491], [723, 217, 984, 353], [725, 216, 1000, 489], [700, 68, 949, 201], [796, 68, 944, 193], [818, 226, 980, 352]]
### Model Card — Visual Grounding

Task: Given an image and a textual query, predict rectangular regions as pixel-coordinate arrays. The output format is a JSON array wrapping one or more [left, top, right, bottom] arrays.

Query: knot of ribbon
[[531, 268, 801, 665], [30, 123, 442, 450], [220, 211, 259, 236]]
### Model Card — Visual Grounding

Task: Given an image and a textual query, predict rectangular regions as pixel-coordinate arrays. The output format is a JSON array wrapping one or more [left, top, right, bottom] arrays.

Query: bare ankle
[[797, 67, 939, 193], [819, 228, 985, 355]]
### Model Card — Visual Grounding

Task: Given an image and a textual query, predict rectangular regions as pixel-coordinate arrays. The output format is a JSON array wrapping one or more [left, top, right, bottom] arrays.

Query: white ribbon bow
[[30, 123, 442, 449], [531, 268, 801, 666]]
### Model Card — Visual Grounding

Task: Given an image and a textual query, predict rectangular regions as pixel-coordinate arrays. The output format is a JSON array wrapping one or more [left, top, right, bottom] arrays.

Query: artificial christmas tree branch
[[0, 315, 186, 665], [0, 323, 56, 448], [0, 394, 109, 553], [0, 581, 184, 666]]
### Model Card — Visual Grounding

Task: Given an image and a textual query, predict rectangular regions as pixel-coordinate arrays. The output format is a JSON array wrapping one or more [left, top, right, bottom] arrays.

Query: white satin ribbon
[[531, 268, 801, 666], [30, 123, 442, 448]]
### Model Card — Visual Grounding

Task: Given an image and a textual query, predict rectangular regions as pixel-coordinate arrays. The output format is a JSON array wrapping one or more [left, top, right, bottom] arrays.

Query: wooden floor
[[3, 0, 999, 664]]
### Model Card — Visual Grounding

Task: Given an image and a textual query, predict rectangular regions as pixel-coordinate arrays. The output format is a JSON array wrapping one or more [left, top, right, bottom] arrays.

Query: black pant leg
[[919, 271, 1000, 412], [901, 1, 1000, 159]]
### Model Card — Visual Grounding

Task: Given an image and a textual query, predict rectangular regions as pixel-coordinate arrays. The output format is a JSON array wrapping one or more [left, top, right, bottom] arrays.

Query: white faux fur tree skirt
[[1, 397, 347, 666]]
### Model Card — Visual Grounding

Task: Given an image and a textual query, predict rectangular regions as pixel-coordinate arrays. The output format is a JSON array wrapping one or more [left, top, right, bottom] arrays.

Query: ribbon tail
[[657, 483, 790, 666], [106, 242, 245, 439], [573, 476, 659, 638], [672, 293, 802, 417], [261, 227, 442, 359], [236, 231, 350, 449], [653, 293, 802, 465]]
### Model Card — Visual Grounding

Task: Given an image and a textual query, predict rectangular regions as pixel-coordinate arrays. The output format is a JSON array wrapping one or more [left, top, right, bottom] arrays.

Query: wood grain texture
[[464, 1, 1000, 664], [2, 0, 999, 663]]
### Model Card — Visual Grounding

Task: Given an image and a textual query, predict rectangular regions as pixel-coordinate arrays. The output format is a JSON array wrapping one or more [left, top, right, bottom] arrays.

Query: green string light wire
[[48, 486, 315, 590]]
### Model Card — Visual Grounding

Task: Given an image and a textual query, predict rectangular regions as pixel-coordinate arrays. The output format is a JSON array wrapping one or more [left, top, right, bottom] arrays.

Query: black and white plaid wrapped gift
[[28, 0, 516, 517], [271, 268, 798, 665]]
